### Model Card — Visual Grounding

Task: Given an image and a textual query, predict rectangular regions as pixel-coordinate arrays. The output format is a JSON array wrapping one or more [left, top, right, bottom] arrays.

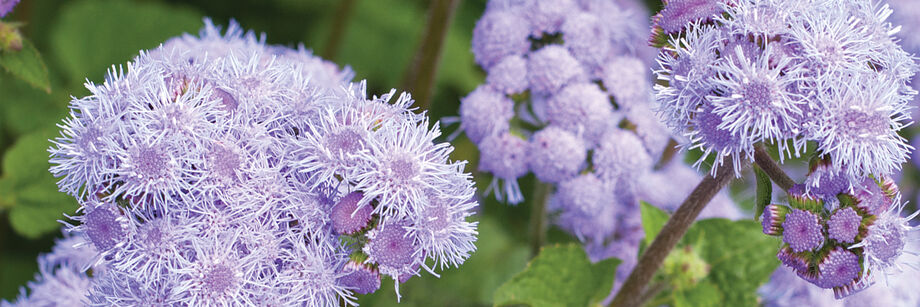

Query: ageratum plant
[[649, 0, 919, 300], [462, 0, 743, 300], [3, 19, 479, 306]]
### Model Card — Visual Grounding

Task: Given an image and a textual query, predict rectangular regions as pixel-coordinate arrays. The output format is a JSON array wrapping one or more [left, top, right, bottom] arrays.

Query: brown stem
[[753, 144, 795, 191], [400, 0, 461, 110], [609, 159, 737, 307], [321, 0, 357, 61], [529, 181, 551, 257]]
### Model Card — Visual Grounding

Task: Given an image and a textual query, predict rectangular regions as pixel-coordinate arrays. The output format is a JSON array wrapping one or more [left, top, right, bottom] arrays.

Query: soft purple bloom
[[471, 10, 532, 69], [0, 0, 19, 17], [527, 126, 586, 183], [655, 0, 725, 34], [527, 45, 585, 95], [827, 207, 861, 243], [782, 209, 825, 253], [486, 55, 529, 95], [459, 85, 514, 144]]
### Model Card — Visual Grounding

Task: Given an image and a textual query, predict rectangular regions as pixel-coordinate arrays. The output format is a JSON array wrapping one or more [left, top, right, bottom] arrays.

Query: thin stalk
[[529, 181, 551, 257], [753, 144, 795, 191], [610, 160, 737, 307], [653, 139, 680, 170], [322, 0, 357, 61], [401, 0, 460, 110]]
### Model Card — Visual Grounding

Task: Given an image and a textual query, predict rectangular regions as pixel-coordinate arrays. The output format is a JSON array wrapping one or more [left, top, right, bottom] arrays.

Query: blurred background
[[2, 0, 917, 306]]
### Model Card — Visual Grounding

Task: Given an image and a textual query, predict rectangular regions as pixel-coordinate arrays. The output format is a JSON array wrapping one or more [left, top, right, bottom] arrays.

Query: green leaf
[[0, 38, 51, 93], [753, 165, 772, 221], [2, 130, 77, 238], [50, 0, 203, 89], [681, 219, 780, 306], [672, 280, 722, 307], [494, 244, 620, 307], [641, 201, 670, 247]]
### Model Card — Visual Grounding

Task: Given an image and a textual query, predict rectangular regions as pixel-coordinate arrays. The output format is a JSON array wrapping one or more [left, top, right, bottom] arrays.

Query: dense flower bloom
[[13, 19, 481, 306], [464, 1, 744, 299], [653, 0, 917, 179]]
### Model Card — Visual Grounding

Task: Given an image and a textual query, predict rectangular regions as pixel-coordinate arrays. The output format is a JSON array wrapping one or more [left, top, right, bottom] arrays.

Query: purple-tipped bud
[[827, 207, 861, 243], [0, 0, 19, 17], [816, 247, 860, 289], [527, 126, 586, 183], [338, 261, 381, 295], [330, 192, 373, 235], [782, 209, 825, 253], [777, 246, 809, 273], [806, 164, 849, 199], [762, 204, 790, 236]]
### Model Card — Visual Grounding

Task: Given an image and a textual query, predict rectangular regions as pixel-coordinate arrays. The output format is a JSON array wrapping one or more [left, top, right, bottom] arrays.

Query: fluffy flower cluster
[[463, 0, 741, 295], [652, 0, 918, 183], [760, 231, 920, 306], [760, 174, 919, 298], [6, 20, 479, 306]]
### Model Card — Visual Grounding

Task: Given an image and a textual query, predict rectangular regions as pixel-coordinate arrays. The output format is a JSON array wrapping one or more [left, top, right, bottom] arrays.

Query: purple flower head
[[472, 10, 532, 69], [686, 102, 751, 176], [853, 178, 893, 215], [816, 247, 860, 289], [594, 128, 653, 180], [806, 164, 851, 200], [338, 262, 381, 295], [527, 45, 585, 95], [363, 222, 423, 287], [827, 207, 861, 243], [545, 82, 614, 144], [0, 0, 19, 17], [459, 85, 514, 144], [527, 126, 586, 183], [655, 0, 725, 34], [561, 11, 611, 73], [524, 0, 576, 35], [330, 192, 373, 235], [782, 209, 825, 253], [551, 173, 618, 243], [486, 55, 529, 95], [478, 132, 529, 203], [41, 18, 480, 305], [777, 246, 809, 273], [602, 56, 651, 110], [815, 75, 911, 181]]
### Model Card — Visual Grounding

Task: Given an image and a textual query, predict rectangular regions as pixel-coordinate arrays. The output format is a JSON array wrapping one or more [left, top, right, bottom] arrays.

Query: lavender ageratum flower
[[527, 126, 586, 183], [471, 10, 532, 69], [654, 0, 725, 34], [459, 85, 514, 144], [652, 0, 918, 182], [1, 234, 102, 307], [827, 207, 861, 243], [0, 0, 19, 17], [527, 45, 585, 95], [478, 132, 529, 204], [486, 55, 529, 95], [38, 19, 480, 305], [782, 209, 825, 253], [544, 82, 614, 144]]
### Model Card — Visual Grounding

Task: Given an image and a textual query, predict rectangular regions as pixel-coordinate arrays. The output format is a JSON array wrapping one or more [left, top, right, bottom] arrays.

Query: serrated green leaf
[[50, 0, 203, 89], [753, 165, 772, 221], [681, 219, 780, 306], [3, 130, 77, 238], [641, 201, 670, 247], [0, 38, 51, 93], [494, 244, 620, 307]]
